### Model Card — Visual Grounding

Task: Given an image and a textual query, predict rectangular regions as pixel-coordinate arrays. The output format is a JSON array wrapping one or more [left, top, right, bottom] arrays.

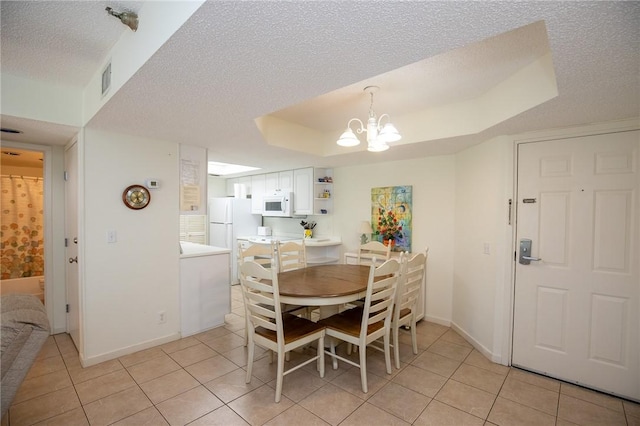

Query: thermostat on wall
[[145, 179, 160, 189]]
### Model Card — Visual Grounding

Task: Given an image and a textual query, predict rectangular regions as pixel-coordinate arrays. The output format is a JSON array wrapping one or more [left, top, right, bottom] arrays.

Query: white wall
[[263, 215, 333, 238], [452, 136, 513, 362], [81, 128, 180, 365], [332, 156, 456, 324], [0, 74, 82, 127]]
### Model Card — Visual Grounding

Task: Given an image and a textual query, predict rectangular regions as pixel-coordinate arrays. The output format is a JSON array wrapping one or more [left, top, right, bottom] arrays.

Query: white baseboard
[[450, 321, 506, 366], [80, 332, 181, 367], [51, 326, 67, 335], [180, 321, 226, 338], [422, 315, 451, 327]]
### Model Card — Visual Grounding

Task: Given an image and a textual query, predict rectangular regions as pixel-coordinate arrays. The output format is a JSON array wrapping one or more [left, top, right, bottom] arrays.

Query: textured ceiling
[[0, 1, 144, 85], [1, 1, 638, 175]]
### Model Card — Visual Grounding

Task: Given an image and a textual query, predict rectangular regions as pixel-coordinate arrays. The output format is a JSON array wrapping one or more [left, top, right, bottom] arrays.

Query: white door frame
[[503, 119, 640, 369], [1, 141, 56, 330]]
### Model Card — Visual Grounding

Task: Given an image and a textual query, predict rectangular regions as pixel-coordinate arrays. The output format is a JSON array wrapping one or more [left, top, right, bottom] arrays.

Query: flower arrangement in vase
[[300, 220, 316, 239], [374, 208, 403, 247]]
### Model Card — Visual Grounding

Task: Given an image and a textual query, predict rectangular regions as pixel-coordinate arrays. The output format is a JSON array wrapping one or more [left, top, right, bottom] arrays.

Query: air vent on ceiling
[[102, 62, 112, 96]]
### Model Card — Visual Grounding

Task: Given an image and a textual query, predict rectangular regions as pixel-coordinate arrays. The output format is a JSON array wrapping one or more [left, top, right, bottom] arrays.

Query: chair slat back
[[276, 240, 307, 272], [240, 261, 282, 335], [361, 258, 400, 332], [238, 241, 274, 269], [397, 250, 427, 317], [357, 241, 391, 266]]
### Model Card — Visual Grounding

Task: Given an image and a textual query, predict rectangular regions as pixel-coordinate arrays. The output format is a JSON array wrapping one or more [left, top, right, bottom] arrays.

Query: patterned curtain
[[1, 177, 44, 279]]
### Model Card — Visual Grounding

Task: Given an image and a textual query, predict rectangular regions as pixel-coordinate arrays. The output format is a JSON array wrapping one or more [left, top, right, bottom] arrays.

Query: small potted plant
[[300, 220, 316, 239]]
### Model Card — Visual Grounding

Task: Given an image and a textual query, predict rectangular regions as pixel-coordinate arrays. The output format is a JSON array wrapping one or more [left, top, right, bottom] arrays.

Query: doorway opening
[[0, 148, 46, 304]]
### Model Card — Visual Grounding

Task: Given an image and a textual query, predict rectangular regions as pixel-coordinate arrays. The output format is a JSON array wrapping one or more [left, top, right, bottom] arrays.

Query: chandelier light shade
[[336, 86, 401, 152]]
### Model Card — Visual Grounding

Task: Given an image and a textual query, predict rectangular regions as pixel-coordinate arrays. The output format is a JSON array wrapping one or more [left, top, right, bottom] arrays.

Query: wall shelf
[[313, 168, 333, 215]]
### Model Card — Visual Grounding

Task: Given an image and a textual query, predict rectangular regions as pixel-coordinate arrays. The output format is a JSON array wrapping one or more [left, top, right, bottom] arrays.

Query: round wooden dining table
[[277, 264, 371, 306]]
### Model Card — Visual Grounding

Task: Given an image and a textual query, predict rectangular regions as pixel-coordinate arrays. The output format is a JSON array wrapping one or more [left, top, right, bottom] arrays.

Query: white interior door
[[64, 141, 80, 349], [513, 130, 639, 400]]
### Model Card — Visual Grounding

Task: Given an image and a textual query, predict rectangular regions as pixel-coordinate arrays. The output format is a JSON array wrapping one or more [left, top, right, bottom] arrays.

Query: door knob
[[519, 239, 542, 265], [69, 257, 78, 263]]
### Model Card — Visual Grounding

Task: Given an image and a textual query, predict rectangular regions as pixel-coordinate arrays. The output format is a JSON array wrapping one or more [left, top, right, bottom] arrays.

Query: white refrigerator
[[209, 198, 261, 284]]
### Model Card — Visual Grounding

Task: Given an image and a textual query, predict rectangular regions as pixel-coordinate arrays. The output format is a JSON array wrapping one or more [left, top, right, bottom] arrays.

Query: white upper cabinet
[[293, 167, 314, 215], [251, 174, 265, 214], [239, 176, 251, 194], [227, 167, 334, 216], [226, 178, 238, 197], [265, 171, 293, 193], [278, 170, 293, 192], [265, 173, 279, 193]]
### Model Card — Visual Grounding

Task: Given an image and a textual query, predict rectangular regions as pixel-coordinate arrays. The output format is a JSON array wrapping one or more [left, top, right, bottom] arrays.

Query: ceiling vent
[[102, 62, 112, 96]]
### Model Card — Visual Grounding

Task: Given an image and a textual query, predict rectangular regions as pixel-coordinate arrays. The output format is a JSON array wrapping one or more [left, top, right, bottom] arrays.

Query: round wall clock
[[122, 185, 150, 210]]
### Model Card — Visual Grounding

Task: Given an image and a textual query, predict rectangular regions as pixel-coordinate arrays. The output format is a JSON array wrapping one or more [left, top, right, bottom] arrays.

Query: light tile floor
[[3, 285, 639, 425]]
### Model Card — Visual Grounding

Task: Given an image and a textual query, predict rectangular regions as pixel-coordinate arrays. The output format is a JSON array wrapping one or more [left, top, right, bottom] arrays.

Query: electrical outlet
[[158, 311, 166, 324], [483, 242, 491, 255]]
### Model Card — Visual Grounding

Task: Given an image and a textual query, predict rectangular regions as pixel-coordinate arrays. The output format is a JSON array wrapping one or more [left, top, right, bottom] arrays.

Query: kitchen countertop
[[238, 235, 341, 246], [180, 242, 231, 258]]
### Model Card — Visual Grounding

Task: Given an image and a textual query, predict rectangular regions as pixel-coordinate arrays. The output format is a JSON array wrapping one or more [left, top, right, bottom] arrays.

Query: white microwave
[[262, 191, 293, 217]]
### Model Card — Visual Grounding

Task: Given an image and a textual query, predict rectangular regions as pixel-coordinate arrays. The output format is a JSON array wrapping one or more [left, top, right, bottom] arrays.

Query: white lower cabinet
[[180, 248, 230, 336]]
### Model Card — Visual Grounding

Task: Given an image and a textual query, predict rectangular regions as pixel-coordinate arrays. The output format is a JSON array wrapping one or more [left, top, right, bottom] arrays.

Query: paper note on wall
[[181, 184, 201, 211]]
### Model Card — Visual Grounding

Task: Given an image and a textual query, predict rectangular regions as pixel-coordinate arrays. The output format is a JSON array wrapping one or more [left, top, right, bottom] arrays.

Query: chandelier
[[336, 86, 401, 152]]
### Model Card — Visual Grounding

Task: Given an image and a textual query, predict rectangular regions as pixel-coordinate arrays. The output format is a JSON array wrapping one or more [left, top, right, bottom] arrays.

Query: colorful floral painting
[[371, 186, 412, 252], [1, 177, 44, 279]]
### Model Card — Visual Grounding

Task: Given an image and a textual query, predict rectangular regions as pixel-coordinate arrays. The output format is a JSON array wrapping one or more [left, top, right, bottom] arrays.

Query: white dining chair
[[275, 239, 307, 272], [275, 239, 317, 319], [319, 258, 400, 393], [237, 242, 306, 347], [347, 240, 393, 312], [237, 242, 274, 345], [240, 260, 325, 402], [391, 248, 428, 368], [356, 240, 391, 266], [237, 241, 273, 269]]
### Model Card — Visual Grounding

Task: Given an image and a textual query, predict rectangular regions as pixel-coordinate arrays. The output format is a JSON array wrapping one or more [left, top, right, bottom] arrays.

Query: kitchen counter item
[[257, 226, 271, 236]]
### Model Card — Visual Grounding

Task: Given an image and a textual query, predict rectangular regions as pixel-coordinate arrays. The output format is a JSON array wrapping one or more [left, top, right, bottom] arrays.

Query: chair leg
[[330, 338, 338, 370], [318, 335, 325, 378], [383, 332, 392, 374], [411, 317, 418, 355], [245, 338, 255, 383], [359, 345, 368, 393], [275, 349, 285, 403], [393, 325, 401, 369], [347, 343, 352, 355], [244, 317, 249, 346], [285, 351, 291, 362]]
